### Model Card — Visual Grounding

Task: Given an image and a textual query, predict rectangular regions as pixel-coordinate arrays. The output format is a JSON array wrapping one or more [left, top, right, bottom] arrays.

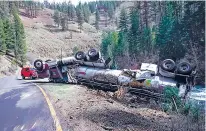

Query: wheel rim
[[77, 53, 82, 59], [89, 51, 95, 56], [164, 62, 172, 69], [36, 62, 42, 68], [181, 64, 189, 71]]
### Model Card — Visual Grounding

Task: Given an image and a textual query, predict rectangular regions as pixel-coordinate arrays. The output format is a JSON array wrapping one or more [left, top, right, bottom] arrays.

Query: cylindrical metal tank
[[75, 66, 132, 85], [45, 56, 106, 68], [60, 57, 77, 65]]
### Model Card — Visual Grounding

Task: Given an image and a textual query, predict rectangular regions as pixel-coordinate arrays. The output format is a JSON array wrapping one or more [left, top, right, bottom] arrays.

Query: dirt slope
[[40, 83, 204, 131], [0, 56, 17, 78], [20, 8, 102, 62]]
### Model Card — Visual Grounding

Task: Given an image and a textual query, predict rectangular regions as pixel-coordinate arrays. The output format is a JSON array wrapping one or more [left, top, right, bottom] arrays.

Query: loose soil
[[38, 82, 205, 131]]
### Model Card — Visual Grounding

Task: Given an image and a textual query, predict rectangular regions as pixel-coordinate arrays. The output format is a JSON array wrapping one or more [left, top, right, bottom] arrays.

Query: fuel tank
[[45, 57, 106, 68], [75, 66, 132, 85]]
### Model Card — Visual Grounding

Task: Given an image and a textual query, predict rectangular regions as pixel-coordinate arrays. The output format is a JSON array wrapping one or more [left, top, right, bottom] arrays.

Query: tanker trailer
[[72, 65, 168, 99], [74, 66, 135, 91]]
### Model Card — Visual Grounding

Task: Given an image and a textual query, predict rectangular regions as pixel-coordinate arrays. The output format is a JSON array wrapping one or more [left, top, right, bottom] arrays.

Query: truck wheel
[[31, 76, 36, 80], [177, 62, 192, 75], [88, 48, 99, 61], [161, 59, 176, 72], [22, 75, 25, 79], [34, 59, 43, 71], [75, 51, 86, 60]]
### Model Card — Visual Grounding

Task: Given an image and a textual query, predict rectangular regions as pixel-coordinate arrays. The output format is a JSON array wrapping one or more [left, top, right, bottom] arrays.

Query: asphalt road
[[0, 76, 54, 131]]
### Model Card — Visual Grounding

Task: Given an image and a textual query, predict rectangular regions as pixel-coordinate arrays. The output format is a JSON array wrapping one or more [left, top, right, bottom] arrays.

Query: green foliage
[[0, 2, 27, 64], [60, 15, 68, 31], [162, 103, 171, 112], [76, 2, 84, 32], [155, 2, 187, 59], [69, 5, 76, 21], [162, 86, 202, 122], [3, 19, 15, 50], [108, 3, 114, 19], [162, 87, 182, 111], [190, 105, 200, 121], [13, 7, 27, 64], [116, 31, 127, 56], [88, 2, 96, 13], [182, 101, 201, 121], [0, 19, 6, 55], [156, 3, 175, 45], [72, 46, 78, 55], [182, 103, 190, 116], [101, 32, 118, 66], [53, 10, 60, 27], [83, 3, 91, 23], [128, 7, 140, 56], [151, 26, 156, 47], [139, 27, 152, 52], [119, 8, 128, 33], [181, 2, 205, 46]]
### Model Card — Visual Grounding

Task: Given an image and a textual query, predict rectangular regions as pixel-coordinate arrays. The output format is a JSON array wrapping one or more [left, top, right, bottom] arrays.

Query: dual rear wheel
[[161, 59, 192, 75], [75, 48, 100, 62]]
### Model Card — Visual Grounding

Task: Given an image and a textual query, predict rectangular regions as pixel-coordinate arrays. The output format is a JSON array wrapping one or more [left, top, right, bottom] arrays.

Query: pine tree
[[70, 5, 76, 21], [179, 1, 205, 78], [119, 8, 128, 33], [83, 3, 91, 23], [101, 32, 118, 67], [128, 7, 140, 56], [101, 33, 110, 58], [13, 8, 27, 64], [116, 31, 126, 56], [108, 4, 114, 19], [67, 4, 75, 21], [3, 18, 15, 51], [156, 2, 177, 59], [0, 19, 6, 55], [60, 15, 68, 31], [95, 8, 100, 30], [140, 27, 152, 52], [116, 8, 129, 58], [88, 2, 96, 13], [76, 3, 84, 33], [53, 10, 60, 27]]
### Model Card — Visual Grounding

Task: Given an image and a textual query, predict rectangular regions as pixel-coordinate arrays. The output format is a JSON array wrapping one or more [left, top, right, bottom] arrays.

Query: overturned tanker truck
[[33, 49, 196, 99]]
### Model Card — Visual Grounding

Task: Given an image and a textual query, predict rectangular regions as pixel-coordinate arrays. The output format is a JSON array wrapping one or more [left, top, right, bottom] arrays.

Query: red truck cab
[[21, 67, 37, 79]]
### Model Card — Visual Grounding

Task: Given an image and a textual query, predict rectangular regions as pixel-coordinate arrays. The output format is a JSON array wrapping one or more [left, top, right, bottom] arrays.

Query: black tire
[[161, 59, 176, 72], [31, 75, 36, 79], [22, 75, 25, 79], [177, 62, 192, 75], [34, 59, 43, 71], [87, 48, 99, 61], [75, 51, 86, 60]]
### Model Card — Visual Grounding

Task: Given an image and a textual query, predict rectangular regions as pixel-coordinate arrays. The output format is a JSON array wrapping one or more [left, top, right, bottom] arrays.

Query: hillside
[[20, 8, 102, 62], [0, 8, 102, 77], [89, 2, 134, 32]]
